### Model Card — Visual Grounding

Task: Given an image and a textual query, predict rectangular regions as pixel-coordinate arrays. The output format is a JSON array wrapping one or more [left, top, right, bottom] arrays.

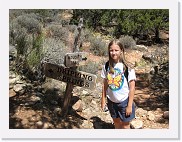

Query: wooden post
[[61, 18, 83, 116], [62, 83, 74, 115]]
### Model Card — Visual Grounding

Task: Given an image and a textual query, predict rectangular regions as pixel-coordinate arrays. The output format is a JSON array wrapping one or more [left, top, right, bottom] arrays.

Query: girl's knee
[[121, 122, 130, 129]]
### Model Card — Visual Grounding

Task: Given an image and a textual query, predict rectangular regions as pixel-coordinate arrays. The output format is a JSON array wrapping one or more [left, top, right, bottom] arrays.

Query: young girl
[[101, 39, 136, 129]]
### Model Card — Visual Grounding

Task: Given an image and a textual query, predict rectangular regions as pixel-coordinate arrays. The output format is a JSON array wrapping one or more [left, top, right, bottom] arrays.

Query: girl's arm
[[126, 80, 135, 116], [101, 78, 108, 110], [128, 80, 135, 106]]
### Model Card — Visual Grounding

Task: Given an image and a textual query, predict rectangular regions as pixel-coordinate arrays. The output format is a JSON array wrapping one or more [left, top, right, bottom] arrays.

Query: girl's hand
[[125, 105, 132, 116]]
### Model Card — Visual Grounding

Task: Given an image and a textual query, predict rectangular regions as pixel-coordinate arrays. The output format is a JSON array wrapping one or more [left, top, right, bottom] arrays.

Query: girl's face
[[109, 43, 121, 63]]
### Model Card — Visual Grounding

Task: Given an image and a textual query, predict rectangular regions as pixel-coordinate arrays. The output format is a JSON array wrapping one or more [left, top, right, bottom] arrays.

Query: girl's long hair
[[108, 39, 134, 73]]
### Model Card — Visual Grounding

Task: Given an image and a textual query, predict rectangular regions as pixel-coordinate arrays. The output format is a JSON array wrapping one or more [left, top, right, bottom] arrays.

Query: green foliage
[[9, 13, 43, 49], [119, 35, 136, 49], [15, 28, 28, 55], [116, 9, 169, 42], [67, 25, 77, 33], [46, 24, 69, 44], [71, 9, 169, 43], [71, 10, 106, 29], [26, 32, 44, 68], [78, 60, 99, 74], [34, 9, 53, 18], [81, 28, 93, 42], [15, 13, 42, 34], [9, 11, 44, 74], [89, 36, 107, 56], [42, 38, 70, 65], [32, 33, 43, 50], [26, 48, 42, 68]]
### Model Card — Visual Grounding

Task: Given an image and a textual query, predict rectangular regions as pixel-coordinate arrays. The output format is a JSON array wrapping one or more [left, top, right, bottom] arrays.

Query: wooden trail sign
[[44, 62, 97, 90], [65, 52, 88, 67]]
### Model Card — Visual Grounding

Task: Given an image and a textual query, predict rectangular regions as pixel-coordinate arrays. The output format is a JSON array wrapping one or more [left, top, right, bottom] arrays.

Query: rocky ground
[[9, 45, 169, 129]]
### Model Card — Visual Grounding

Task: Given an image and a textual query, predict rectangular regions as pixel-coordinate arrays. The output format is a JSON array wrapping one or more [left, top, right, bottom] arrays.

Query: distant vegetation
[[9, 9, 169, 80], [71, 9, 169, 43]]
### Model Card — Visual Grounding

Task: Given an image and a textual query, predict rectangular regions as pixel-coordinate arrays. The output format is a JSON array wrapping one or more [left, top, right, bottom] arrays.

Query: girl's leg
[[120, 121, 130, 129], [113, 118, 122, 129], [113, 118, 130, 129]]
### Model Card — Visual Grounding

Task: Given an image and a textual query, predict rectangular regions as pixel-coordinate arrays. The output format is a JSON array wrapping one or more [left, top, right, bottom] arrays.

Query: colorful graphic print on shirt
[[107, 68, 124, 91]]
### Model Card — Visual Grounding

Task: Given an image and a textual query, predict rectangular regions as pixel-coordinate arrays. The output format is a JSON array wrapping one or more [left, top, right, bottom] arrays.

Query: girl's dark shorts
[[107, 97, 135, 122]]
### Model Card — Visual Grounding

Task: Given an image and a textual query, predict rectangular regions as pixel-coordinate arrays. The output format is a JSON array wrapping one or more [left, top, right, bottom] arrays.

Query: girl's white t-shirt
[[101, 62, 136, 103]]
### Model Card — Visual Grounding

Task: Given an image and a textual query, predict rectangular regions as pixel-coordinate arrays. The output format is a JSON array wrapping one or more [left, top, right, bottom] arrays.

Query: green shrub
[[89, 36, 107, 56], [67, 25, 77, 33], [15, 13, 42, 34], [15, 28, 28, 55], [81, 28, 93, 42], [10, 13, 43, 54], [119, 35, 136, 49], [42, 38, 70, 65], [136, 58, 148, 67], [9, 12, 44, 74], [46, 24, 69, 44], [78, 60, 99, 74], [27, 48, 42, 68]]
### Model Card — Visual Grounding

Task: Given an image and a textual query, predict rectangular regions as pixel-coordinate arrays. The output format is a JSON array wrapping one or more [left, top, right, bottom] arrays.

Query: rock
[[43, 123, 49, 129], [147, 111, 155, 121], [141, 94, 150, 99], [81, 120, 93, 129], [9, 78, 17, 85], [29, 116, 38, 122], [135, 108, 147, 117], [36, 121, 43, 128], [156, 108, 162, 112], [82, 90, 89, 95], [21, 119, 29, 126], [91, 100, 97, 105], [162, 91, 168, 95], [163, 111, 169, 119], [13, 84, 26, 95], [9, 71, 16, 78], [54, 107, 62, 115], [50, 100, 58, 105], [72, 99, 83, 112], [130, 119, 143, 129], [142, 53, 154, 63], [136, 45, 148, 51], [30, 96, 41, 102], [9, 89, 17, 97]]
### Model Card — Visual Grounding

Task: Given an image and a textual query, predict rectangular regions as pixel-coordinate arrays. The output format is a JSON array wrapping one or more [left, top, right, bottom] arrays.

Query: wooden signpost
[[65, 52, 88, 67], [43, 18, 97, 116], [44, 63, 97, 89]]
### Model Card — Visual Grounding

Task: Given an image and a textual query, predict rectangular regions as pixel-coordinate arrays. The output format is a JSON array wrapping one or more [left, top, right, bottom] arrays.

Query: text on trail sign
[[65, 52, 88, 67], [44, 63, 97, 90]]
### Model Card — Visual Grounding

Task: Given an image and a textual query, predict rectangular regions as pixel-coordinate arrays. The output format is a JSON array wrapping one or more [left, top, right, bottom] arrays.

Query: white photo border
[[0, 0, 179, 140]]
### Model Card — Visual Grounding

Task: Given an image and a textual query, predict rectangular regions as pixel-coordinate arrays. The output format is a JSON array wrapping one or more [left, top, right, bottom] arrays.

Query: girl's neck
[[113, 59, 120, 63]]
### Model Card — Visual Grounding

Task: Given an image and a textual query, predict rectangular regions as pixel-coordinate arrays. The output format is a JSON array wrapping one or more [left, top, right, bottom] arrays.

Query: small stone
[[72, 100, 83, 112], [43, 123, 49, 129], [9, 89, 17, 97], [147, 111, 155, 121], [163, 111, 169, 119], [130, 119, 143, 129], [82, 90, 89, 95], [36, 121, 43, 128]]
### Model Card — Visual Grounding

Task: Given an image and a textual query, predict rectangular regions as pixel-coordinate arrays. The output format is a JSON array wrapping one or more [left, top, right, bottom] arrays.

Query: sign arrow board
[[65, 52, 88, 67], [44, 63, 97, 90]]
